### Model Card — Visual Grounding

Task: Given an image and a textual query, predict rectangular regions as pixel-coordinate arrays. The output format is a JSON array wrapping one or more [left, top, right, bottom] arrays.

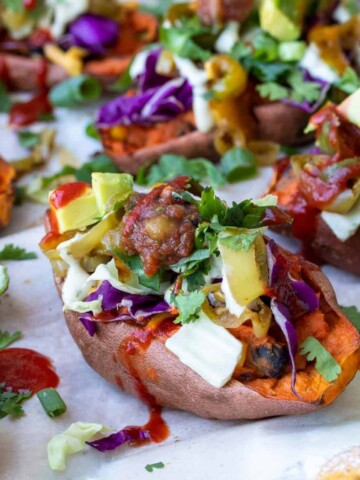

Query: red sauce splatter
[[23, 0, 37, 10], [114, 319, 179, 446], [49, 182, 89, 209], [9, 92, 53, 127], [30, 28, 52, 48], [0, 56, 10, 87], [37, 57, 48, 90], [0, 348, 59, 393]]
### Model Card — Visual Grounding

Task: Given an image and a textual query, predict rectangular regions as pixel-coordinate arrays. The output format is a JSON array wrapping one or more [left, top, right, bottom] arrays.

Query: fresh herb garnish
[[137, 154, 225, 187], [159, 16, 214, 61], [220, 147, 257, 182], [0, 384, 32, 419], [85, 122, 100, 140], [257, 82, 289, 101], [17, 131, 41, 149], [37, 388, 67, 418], [0, 265, 9, 295], [172, 290, 206, 324], [116, 253, 166, 291], [341, 305, 360, 333], [145, 462, 165, 472], [0, 330, 21, 350], [335, 67, 360, 95], [300, 336, 341, 382], [0, 244, 37, 261], [49, 75, 102, 107], [0, 81, 11, 113]]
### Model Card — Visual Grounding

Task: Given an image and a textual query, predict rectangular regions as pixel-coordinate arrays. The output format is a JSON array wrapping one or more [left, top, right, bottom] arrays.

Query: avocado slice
[[219, 231, 269, 310], [259, 0, 303, 41], [92, 172, 133, 215], [337, 87, 360, 129], [50, 183, 100, 234]]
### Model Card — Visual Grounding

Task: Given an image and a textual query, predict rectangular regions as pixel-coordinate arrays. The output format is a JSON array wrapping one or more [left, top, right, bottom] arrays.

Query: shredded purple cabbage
[[282, 69, 330, 113], [69, 14, 119, 55], [78, 281, 171, 336], [270, 298, 299, 394], [87, 427, 150, 452], [289, 275, 319, 313], [96, 46, 192, 127]]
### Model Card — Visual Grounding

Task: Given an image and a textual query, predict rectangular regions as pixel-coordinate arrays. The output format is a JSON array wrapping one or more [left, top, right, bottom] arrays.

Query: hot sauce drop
[[49, 182, 90, 209], [0, 348, 59, 393], [9, 93, 53, 127]]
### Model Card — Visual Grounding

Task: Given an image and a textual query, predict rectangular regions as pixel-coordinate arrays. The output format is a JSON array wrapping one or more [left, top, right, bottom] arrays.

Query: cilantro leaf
[[0, 244, 37, 261], [335, 67, 360, 94], [220, 147, 257, 182], [171, 249, 210, 272], [300, 336, 341, 382], [0, 384, 32, 419], [75, 154, 118, 183], [145, 462, 165, 472], [252, 31, 279, 62], [341, 305, 360, 333], [85, 122, 100, 140], [0, 265, 9, 295], [243, 58, 292, 82], [116, 253, 165, 291], [219, 232, 259, 251], [257, 82, 289, 101], [287, 70, 322, 103], [230, 40, 252, 60], [0, 81, 11, 113], [137, 154, 225, 187], [0, 330, 21, 350], [173, 290, 206, 324], [159, 17, 213, 62], [18, 131, 41, 149], [198, 187, 227, 223]]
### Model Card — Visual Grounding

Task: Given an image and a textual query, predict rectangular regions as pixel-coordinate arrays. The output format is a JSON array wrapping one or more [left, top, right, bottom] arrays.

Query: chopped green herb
[[85, 122, 100, 140], [220, 147, 257, 182], [0, 265, 9, 295], [173, 290, 206, 324], [145, 462, 165, 472], [335, 67, 360, 95], [341, 305, 360, 333], [0, 383, 32, 419], [18, 131, 41, 149], [75, 154, 118, 183], [252, 31, 279, 62], [37, 388, 67, 418], [287, 70, 322, 104], [0, 81, 11, 113], [109, 63, 133, 92], [116, 253, 165, 291], [0, 244, 37, 261], [300, 336, 341, 382], [49, 75, 102, 107], [257, 82, 289, 101], [140, 0, 173, 16], [0, 330, 21, 350], [219, 231, 259, 251]]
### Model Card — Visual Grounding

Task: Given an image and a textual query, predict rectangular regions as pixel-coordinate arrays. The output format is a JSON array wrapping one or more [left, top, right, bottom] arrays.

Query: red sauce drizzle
[[114, 319, 179, 447], [30, 28, 52, 48], [0, 56, 10, 87], [23, 0, 37, 10], [0, 348, 59, 393], [37, 57, 48, 90], [9, 92, 53, 127], [49, 182, 90, 209]]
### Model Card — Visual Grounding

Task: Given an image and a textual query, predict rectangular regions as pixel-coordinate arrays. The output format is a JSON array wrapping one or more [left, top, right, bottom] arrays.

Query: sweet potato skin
[[54, 251, 358, 420]]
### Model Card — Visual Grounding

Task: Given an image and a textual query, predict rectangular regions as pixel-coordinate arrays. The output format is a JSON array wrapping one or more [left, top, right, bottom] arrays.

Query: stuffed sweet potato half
[[0, 1, 157, 91], [95, 1, 360, 173], [0, 156, 16, 229], [40, 175, 360, 420], [268, 88, 360, 275]]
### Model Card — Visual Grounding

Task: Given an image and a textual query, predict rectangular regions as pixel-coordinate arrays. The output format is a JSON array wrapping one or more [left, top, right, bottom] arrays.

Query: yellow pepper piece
[[44, 44, 88, 76], [205, 54, 248, 101]]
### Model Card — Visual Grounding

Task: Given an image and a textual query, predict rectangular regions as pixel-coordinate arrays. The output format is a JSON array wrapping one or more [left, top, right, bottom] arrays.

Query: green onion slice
[[37, 388, 67, 418]]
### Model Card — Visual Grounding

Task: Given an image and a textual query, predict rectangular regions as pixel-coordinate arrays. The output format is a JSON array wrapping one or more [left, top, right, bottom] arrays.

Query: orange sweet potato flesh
[[53, 249, 360, 420], [0, 157, 15, 229]]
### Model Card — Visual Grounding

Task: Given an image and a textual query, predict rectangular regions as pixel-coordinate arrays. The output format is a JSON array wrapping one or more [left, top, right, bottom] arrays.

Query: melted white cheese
[[333, 5, 352, 23], [45, 0, 89, 38], [165, 310, 244, 388], [300, 44, 339, 84], [174, 56, 215, 133], [215, 21, 240, 54], [321, 199, 360, 241]]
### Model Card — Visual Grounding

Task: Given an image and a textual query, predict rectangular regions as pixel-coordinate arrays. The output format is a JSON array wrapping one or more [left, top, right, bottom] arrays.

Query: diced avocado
[[51, 184, 100, 233], [64, 212, 118, 259], [92, 172, 133, 215], [219, 232, 268, 308], [337, 87, 360, 128], [259, 0, 301, 41]]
